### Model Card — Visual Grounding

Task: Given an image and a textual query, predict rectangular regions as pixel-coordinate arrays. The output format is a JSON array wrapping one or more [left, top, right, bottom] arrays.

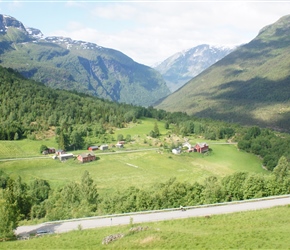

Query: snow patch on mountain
[[155, 44, 237, 92]]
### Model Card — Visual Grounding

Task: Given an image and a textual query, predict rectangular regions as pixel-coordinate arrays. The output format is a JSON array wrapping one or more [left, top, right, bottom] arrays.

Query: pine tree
[[153, 122, 160, 137]]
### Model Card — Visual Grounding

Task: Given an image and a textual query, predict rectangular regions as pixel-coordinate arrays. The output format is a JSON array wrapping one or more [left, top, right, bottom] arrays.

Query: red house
[[77, 153, 96, 163], [194, 143, 209, 153]]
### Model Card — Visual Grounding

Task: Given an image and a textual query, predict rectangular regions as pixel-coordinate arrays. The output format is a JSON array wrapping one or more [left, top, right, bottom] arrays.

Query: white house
[[172, 148, 181, 155], [100, 145, 108, 150], [58, 153, 74, 161]]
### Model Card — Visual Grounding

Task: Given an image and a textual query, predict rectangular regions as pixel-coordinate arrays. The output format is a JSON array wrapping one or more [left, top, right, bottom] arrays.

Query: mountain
[[0, 14, 170, 107], [154, 44, 235, 92], [155, 15, 290, 131]]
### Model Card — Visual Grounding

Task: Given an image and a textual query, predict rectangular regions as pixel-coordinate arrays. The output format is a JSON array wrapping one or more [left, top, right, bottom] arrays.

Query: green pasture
[[0, 117, 267, 194], [0, 138, 57, 159], [113, 118, 171, 148], [116, 118, 170, 137], [0, 143, 266, 195], [2, 205, 290, 249]]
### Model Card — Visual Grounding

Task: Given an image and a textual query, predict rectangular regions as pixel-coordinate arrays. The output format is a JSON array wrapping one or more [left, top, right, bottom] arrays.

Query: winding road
[[15, 195, 290, 237]]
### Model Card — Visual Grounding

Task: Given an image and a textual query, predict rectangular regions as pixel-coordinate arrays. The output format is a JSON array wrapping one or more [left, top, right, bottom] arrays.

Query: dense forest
[[1, 65, 290, 240]]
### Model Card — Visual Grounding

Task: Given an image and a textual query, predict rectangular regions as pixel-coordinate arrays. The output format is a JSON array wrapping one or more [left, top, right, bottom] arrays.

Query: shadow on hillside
[[215, 76, 290, 103], [193, 76, 290, 131]]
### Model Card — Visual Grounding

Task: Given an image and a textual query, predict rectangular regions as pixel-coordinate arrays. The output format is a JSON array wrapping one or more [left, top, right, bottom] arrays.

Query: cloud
[[49, 2, 290, 66], [91, 3, 137, 20]]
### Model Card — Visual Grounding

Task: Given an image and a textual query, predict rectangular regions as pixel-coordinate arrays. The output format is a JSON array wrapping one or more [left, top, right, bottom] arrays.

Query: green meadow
[[2, 205, 290, 249], [0, 144, 265, 193], [0, 118, 266, 195]]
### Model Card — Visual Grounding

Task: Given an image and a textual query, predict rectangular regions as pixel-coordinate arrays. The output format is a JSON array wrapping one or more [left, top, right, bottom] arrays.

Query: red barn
[[77, 153, 96, 163], [194, 143, 209, 153]]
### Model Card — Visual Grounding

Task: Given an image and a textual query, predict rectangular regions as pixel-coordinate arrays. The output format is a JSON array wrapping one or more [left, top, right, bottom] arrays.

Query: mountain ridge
[[0, 14, 170, 106], [155, 14, 290, 131]]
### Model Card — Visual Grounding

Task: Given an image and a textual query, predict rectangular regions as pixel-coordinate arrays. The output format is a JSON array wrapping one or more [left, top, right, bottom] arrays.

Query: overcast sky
[[1, 1, 290, 66]]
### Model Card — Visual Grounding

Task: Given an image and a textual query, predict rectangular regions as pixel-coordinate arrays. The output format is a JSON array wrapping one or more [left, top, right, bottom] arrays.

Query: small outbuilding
[[42, 147, 56, 155], [116, 143, 124, 148], [56, 149, 66, 155], [172, 148, 181, 155], [47, 148, 56, 154], [88, 146, 99, 151], [77, 153, 96, 163], [100, 145, 108, 150], [58, 153, 74, 161]]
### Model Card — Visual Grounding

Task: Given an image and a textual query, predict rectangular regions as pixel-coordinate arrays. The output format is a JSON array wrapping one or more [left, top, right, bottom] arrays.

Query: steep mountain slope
[[155, 14, 290, 131], [155, 44, 235, 92], [0, 14, 170, 106]]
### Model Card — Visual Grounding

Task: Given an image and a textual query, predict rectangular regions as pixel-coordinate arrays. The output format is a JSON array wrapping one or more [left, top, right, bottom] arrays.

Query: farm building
[[182, 142, 192, 149], [100, 145, 108, 150], [116, 143, 124, 148], [77, 153, 96, 163], [42, 147, 56, 155], [172, 148, 181, 155], [56, 149, 66, 155], [193, 143, 209, 153], [88, 146, 99, 151], [58, 153, 74, 161]]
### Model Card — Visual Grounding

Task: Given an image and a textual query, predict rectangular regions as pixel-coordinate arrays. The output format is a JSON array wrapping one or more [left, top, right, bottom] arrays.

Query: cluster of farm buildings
[[172, 142, 209, 155], [42, 141, 208, 162], [42, 141, 125, 163]]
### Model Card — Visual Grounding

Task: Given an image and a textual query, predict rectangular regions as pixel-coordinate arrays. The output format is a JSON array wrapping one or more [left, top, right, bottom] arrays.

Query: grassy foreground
[[2, 205, 290, 249]]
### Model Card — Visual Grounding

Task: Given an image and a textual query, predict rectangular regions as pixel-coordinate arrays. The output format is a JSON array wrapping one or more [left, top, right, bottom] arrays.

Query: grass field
[[0, 143, 266, 195], [0, 137, 57, 159], [0, 118, 267, 194], [2, 205, 290, 249]]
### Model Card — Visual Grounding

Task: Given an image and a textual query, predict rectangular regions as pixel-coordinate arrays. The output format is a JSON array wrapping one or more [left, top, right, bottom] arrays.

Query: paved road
[[15, 195, 290, 237]]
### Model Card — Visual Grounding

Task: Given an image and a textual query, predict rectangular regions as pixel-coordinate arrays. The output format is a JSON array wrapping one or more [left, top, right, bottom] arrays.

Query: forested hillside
[[155, 14, 290, 131], [1, 65, 290, 169]]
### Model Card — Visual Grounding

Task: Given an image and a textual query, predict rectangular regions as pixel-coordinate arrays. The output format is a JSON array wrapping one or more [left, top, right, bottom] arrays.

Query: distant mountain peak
[[0, 14, 27, 34], [0, 14, 105, 52], [155, 44, 236, 92], [26, 27, 44, 39]]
